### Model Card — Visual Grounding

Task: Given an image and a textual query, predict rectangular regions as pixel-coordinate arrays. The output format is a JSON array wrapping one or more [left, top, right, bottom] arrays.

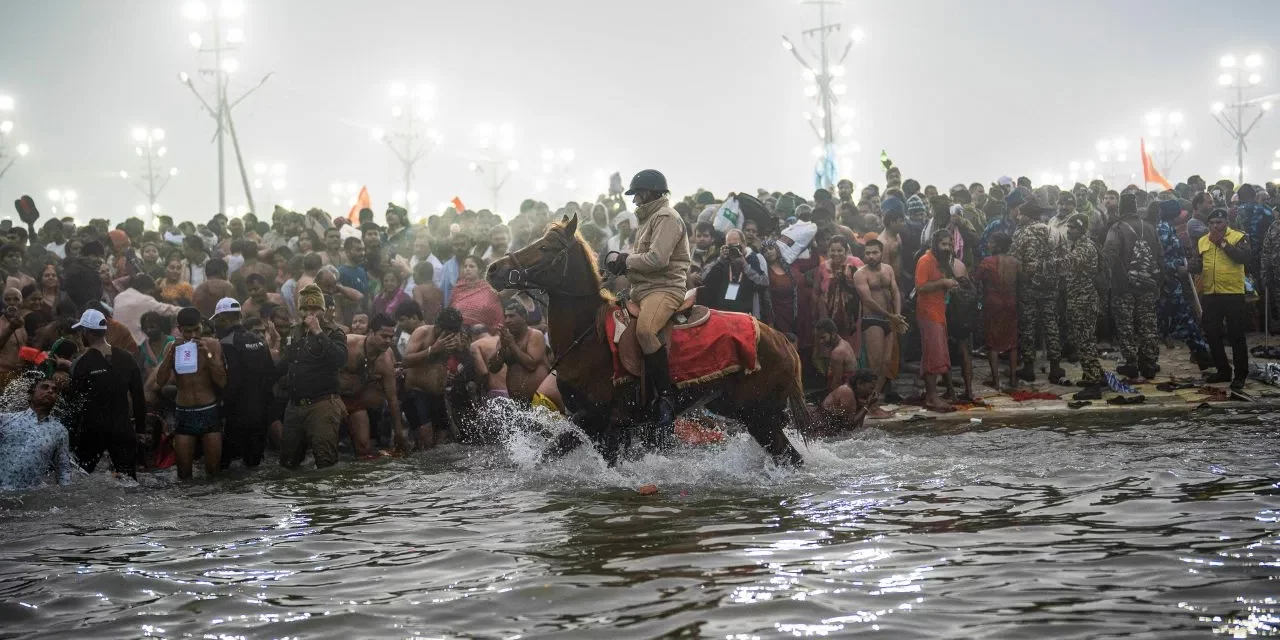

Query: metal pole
[[213, 14, 226, 215], [1237, 78, 1245, 185], [817, 3, 834, 189], [224, 109, 256, 214], [146, 139, 157, 214]]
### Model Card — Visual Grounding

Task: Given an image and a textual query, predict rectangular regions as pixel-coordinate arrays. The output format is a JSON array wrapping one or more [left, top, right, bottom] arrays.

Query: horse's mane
[[550, 220, 614, 303]]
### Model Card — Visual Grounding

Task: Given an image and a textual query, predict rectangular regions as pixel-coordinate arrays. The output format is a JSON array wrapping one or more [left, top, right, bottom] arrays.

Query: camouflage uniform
[[1012, 219, 1061, 370], [1064, 236, 1103, 384], [1112, 289, 1160, 373], [1261, 220, 1280, 323]]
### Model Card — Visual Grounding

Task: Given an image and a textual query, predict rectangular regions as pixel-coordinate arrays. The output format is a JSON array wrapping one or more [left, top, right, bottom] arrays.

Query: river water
[[0, 403, 1277, 639]]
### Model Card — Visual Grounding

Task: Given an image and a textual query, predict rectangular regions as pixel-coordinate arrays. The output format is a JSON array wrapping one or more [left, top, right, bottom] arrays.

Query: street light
[[782, 0, 863, 189], [121, 125, 177, 223], [538, 147, 576, 197], [1096, 137, 1133, 186], [469, 121, 518, 214], [329, 181, 361, 208], [371, 81, 441, 211], [0, 94, 31, 185], [1212, 51, 1270, 184], [179, 0, 271, 215], [46, 188, 79, 217], [1143, 109, 1191, 177], [249, 160, 289, 207]]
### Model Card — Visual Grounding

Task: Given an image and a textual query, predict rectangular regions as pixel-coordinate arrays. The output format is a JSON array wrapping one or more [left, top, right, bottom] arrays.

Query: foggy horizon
[[2, 0, 1279, 224]]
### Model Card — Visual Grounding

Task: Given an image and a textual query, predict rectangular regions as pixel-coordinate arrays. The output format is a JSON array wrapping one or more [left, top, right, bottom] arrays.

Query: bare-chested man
[[401, 307, 468, 449], [496, 303, 549, 403], [816, 369, 878, 434], [241, 273, 285, 319], [813, 318, 857, 393], [0, 290, 28, 381], [155, 307, 227, 480], [471, 327, 509, 399], [338, 312, 407, 457], [852, 239, 905, 417], [879, 208, 906, 279]]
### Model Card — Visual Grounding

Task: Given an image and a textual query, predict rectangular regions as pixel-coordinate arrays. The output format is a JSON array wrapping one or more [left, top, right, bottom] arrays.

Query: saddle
[[612, 288, 710, 381]]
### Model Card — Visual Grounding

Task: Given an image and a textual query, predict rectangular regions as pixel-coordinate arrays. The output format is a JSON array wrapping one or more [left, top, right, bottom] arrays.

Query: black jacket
[[275, 324, 347, 402], [220, 325, 277, 423]]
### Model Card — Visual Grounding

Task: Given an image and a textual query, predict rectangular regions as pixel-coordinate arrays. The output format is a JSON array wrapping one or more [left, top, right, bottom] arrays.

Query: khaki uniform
[[625, 197, 691, 354]]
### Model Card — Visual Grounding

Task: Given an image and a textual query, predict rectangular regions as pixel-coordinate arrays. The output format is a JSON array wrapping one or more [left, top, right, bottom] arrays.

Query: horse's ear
[[564, 213, 578, 236], [560, 214, 569, 224]]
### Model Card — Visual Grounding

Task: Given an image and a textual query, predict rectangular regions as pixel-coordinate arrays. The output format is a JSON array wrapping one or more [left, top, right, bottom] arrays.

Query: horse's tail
[[785, 339, 815, 446]]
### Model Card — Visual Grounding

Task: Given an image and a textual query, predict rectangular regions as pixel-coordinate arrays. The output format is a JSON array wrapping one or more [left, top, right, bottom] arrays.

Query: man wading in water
[[401, 307, 468, 449], [155, 307, 227, 480], [339, 312, 407, 457]]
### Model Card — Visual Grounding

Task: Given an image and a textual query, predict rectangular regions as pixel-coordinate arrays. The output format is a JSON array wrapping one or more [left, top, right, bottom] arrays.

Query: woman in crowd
[[138, 242, 164, 281], [158, 255, 194, 305], [372, 270, 409, 317], [975, 231, 1020, 390], [450, 255, 503, 333], [38, 264, 73, 316], [762, 239, 800, 340]]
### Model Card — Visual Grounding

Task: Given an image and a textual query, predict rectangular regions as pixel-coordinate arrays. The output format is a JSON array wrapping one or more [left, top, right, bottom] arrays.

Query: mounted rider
[[603, 169, 692, 430]]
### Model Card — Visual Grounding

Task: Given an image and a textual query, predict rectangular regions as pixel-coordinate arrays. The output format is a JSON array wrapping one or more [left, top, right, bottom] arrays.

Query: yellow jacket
[[1198, 228, 1246, 295]]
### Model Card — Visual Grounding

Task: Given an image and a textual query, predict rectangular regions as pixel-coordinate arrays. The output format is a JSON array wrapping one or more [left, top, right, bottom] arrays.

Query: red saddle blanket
[[605, 308, 761, 388]]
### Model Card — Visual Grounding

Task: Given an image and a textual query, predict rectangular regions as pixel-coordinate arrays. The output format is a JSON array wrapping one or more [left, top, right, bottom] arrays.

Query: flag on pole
[[451, 196, 465, 212], [1140, 138, 1173, 191], [347, 186, 370, 222]]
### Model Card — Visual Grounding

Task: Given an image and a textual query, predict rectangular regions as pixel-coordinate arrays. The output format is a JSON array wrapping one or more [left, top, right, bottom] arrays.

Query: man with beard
[[1188, 192, 1215, 248], [384, 204, 414, 259], [497, 303, 549, 404], [339, 313, 407, 457], [1011, 197, 1066, 384], [969, 182, 988, 210], [813, 318, 857, 394], [1103, 193, 1164, 380], [852, 239, 904, 417], [70, 309, 146, 479], [1063, 215, 1106, 399], [837, 179, 855, 205], [155, 307, 227, 480], [277, 284, 348, 469], [212, 298, 276, 469], [1091, 189, 1121, 246], [2, 245, 34, 293], [980, 188, 1024, 258], [915, 231, 960, 412]]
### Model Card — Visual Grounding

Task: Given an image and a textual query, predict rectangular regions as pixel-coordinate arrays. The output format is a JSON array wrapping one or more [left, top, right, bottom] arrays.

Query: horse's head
[[487, 214, 601, 297]]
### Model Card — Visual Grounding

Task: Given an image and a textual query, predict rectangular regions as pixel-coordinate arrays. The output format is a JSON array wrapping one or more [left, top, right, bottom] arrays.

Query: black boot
[[1016, 364, 1035, 382], [1048, 361, 1069, 385], [643, 347, 676, 446]]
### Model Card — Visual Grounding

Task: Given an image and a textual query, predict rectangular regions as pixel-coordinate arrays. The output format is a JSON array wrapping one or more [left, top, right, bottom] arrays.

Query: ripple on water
[[0, 401, 1276, 638]]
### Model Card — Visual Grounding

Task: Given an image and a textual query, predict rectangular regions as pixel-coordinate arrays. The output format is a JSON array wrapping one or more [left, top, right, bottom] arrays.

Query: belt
[[291, 393, 337, 406]]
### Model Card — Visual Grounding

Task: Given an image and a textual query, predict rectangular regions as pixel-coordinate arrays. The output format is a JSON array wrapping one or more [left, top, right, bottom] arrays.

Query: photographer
[[700, 228, 769, 320]]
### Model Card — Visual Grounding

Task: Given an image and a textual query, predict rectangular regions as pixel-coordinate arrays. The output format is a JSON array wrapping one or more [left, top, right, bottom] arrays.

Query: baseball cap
[[212, 297, 242, 318], [71, 309, 108, 330]]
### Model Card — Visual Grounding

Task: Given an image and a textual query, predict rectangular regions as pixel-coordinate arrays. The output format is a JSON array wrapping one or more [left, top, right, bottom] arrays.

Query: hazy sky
[[2, 0, 1280, 224]]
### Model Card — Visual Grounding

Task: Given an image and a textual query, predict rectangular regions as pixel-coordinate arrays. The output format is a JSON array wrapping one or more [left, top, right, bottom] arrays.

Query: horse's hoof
[[774, 450, 803, 467]]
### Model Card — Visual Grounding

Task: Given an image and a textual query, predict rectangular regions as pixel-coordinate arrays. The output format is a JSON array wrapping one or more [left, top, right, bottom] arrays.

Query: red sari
[[450, 279, 504, 333], [976, 255, 1018, 353]]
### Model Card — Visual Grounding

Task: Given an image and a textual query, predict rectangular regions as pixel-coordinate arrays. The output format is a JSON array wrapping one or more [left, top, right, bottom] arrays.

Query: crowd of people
[[0, 161, 1273, 488]]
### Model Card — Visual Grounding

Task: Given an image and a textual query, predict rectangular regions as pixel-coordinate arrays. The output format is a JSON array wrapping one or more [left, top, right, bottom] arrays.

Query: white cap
[[997, 175, 1014, 187], [72, 309, 108, 330], [212, 297, 242, 318]]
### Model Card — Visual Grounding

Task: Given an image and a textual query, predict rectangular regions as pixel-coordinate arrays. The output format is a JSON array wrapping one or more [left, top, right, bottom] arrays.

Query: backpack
[[1121, 222, 1159, 290]]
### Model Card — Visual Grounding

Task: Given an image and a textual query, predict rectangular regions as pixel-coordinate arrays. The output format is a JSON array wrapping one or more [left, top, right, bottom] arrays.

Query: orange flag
[[1141, 138, 1173, 191], [451, 196, 465, 212], [347, 186, 370, 222]]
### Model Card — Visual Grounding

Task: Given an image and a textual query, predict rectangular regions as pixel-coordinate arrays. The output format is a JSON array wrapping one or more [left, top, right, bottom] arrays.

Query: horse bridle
[[502, 236, 596, 298]]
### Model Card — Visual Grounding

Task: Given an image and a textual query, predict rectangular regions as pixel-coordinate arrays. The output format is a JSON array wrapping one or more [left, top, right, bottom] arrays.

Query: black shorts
[[861, 316, 891, 333]]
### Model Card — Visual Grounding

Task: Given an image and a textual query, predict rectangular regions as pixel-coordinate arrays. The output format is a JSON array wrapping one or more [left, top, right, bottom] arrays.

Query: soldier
[[1063, 215, 1105, 399], [1011, 198, 1067, 384], [1102, 193, 1164, 380], [276, 284, 348, 469]]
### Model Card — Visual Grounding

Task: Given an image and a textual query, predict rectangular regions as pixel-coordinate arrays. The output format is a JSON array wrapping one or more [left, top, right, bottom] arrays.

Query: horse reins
[[503, 235, 601, 370]]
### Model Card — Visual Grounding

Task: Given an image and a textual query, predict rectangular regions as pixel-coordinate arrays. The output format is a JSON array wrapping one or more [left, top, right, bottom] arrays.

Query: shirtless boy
[[155, 307, 227, 480], [813, 318, 858, 393]]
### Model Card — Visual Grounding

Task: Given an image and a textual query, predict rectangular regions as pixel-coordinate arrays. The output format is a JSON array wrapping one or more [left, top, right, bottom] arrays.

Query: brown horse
[[486, 214, 807, 466]]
